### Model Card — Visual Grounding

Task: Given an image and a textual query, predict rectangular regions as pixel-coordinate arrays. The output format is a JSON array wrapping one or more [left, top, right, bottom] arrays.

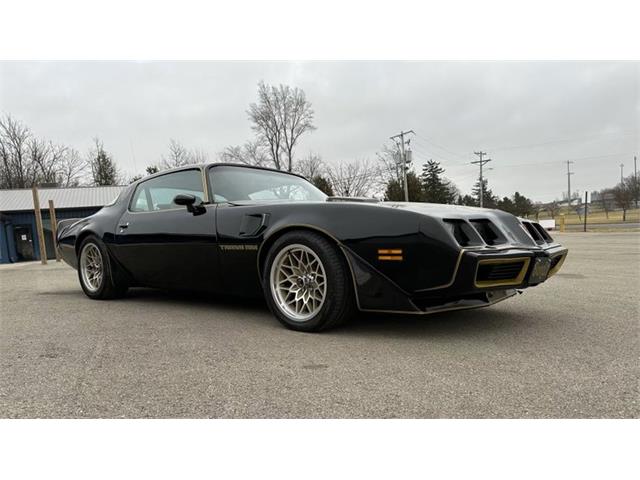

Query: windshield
[[209, 166, 327, 203]]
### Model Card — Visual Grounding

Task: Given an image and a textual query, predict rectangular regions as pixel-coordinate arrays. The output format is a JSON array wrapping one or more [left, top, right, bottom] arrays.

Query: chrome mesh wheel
[[80, 243, 103, 293], [269, 244, 327, 322]]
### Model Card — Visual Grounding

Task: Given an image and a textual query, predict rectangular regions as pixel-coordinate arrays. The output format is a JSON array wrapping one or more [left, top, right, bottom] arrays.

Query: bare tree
[[1, 114, 88, 188], [29, 139, 69, 185], [598, 188, 615, 219], [627, 173, 640, 209], [0, 113, 34, 188], [294, 152, 325, 179], [220, 139, 269, 167], [58, 148, 87, 187], [376, 143, 404, 188], [326, 159, 379, 198], [248, 81, 315, 171], [160, 139, 192, 170], [280, 85, 316, 171], [159, 139, 207, 170], [190, 148, 209, 164], [612, 178, 635, 221], [546, 200, 560, 219]]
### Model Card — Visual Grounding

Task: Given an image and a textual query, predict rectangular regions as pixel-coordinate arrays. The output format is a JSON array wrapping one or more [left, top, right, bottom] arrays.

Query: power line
[[487, 152, 633, 168], [409, 144, 474, 170], [484, 129, 639, 152], [471, 151, 492, 208], [412, 134, 470, 163]]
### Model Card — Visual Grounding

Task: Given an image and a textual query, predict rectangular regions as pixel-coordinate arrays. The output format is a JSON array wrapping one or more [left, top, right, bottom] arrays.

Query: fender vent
[[443, 219, 483, 246], [533, 222, 553, 242], [522, 221, 544, 243], [469, 219, 506, 245]]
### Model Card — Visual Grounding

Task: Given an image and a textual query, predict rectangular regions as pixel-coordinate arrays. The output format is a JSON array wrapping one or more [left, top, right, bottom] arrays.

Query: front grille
[[475, 257, 531, 287]]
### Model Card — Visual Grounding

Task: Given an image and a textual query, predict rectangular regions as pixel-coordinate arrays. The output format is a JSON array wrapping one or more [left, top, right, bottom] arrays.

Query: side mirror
[[173, 194, 206, 216]]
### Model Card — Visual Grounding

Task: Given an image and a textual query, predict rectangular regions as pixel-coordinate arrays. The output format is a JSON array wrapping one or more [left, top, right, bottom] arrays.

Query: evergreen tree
[[457, 194, 478, 206], [497, 196, 516, 214], [420, 160, 457, 204], [384, 171, 424, 201], [472, 177, 497, 208], [512, 191, 534, 217], [311, 175, 334, 196], [89, 138, 119, 186]]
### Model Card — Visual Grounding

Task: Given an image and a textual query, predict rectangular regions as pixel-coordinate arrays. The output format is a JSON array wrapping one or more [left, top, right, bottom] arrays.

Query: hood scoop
[[326, 196, 380, 203]]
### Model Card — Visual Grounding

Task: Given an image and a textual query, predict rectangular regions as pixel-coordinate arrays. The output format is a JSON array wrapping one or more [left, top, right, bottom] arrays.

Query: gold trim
[[378, 249, 402, 254], [547, 252, 567, 277], [474, 257, 531, 288], [200, 165, 210, 203], [414, 249, 465, 292]]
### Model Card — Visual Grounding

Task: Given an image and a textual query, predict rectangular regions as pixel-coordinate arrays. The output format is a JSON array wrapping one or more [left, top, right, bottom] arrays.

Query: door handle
[[119, 223, 129, 230]]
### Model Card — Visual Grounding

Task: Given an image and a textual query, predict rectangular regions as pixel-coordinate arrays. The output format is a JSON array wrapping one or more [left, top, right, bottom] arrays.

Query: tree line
[[0, 113, 123, 189], [590, 175, 639, 221], [5, 80, 620, 222]]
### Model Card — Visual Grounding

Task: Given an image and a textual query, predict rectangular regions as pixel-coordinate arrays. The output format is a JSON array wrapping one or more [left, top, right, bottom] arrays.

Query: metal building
[[0, 186, 125, 264]]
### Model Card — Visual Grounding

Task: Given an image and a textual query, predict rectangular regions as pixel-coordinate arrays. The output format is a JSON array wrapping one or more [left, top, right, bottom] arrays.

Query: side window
[[130, 189, 149, 212], [129, 169, 204, 212]]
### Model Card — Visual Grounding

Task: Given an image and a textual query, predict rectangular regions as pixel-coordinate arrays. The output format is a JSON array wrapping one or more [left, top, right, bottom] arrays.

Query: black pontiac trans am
[[57, 163, 567, 332]]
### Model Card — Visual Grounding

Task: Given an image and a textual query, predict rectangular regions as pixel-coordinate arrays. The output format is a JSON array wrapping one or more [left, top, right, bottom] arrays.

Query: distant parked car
[[57, 163, 568, 332], [539, 219, 556, 230]]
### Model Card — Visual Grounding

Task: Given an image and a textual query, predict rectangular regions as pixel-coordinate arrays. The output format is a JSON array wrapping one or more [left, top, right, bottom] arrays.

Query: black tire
[[77, 235, 128, 300], [262, 231, 355, 332]]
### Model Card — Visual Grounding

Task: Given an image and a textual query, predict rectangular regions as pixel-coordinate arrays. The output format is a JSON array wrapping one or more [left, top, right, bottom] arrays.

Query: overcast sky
[[1, 61, 638, 201]]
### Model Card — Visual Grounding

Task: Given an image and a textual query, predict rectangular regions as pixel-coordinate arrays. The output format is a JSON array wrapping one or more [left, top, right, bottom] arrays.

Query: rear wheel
[[263, 231, 355, 332], [78, 235, 128, 299]]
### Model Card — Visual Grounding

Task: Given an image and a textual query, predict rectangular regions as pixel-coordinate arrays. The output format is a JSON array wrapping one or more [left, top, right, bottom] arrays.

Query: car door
[[112, 168, 219, 291]]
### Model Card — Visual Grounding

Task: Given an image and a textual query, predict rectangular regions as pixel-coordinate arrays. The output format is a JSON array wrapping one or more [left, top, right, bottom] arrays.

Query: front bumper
[[344, 243, 568, 314], [409, 244, 567, 311], [464, 244, 567, 289]]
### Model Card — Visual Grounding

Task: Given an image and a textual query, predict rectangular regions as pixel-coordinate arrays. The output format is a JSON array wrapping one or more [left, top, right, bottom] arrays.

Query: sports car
[[57, 163, 567, 332]]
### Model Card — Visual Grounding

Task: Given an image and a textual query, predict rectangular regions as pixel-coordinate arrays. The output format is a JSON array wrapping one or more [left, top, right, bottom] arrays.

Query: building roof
[[0, 186, 127, 212]]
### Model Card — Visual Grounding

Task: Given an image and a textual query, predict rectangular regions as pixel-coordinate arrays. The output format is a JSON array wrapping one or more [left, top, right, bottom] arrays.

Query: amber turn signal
[[378, 248, 403, 261]]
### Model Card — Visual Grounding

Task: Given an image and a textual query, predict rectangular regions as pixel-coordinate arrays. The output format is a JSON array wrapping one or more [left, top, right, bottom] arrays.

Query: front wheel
[[263, 231, 355, 332], [78, 235, 128, 299]]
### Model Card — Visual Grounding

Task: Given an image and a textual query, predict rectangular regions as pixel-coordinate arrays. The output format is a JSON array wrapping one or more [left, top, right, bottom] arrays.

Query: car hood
[[373, 201, 495, 217], [230, 198, 504, 219]]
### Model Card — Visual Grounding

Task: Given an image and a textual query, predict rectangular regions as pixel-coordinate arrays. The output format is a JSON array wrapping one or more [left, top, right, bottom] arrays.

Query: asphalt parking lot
[[1, 232, 638, 418]]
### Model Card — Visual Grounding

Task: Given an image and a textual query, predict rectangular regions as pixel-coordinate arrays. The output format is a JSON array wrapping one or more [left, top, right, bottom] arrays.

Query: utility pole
[[565, 160, 574, 208], [390, 130, 414, 202], [471, 151, 492, 208], [634, 155, 638, 208], [583, 192, 588, 232], [31, 186, 47, 265]]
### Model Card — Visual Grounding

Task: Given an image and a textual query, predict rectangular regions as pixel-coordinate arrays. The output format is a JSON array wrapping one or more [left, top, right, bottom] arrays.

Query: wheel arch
[[257, 225, 353, 282], [75, 229, 98, 255]]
